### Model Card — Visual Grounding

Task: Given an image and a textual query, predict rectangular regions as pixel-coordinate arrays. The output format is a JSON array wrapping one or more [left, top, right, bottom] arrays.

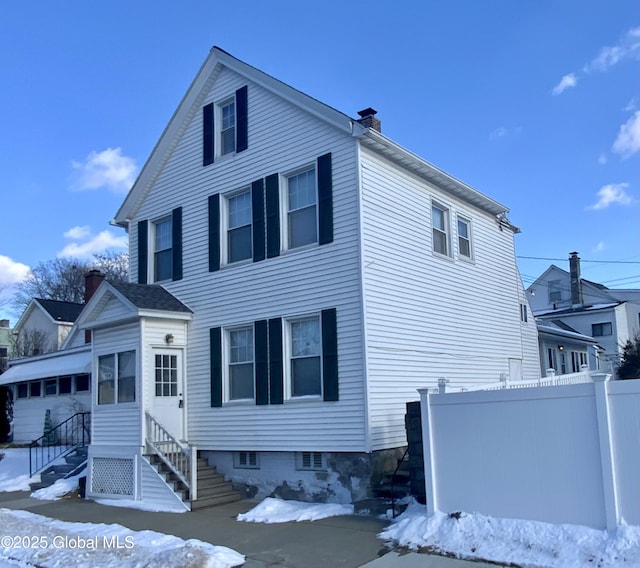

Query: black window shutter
[[137, 220, 148, 284], [210, 327, 222, 407], [172, 207, 183, 281], [255, 320, 268, 405], [265, 174, 280, 258], [236, 86, 248, 153], [321, 308, 339, 401], [251, 179, 265, 262], [317, 153, 333, 245], [208, 194, 221, 272], [203, 103, 215, 166], [268, 318, 283, 404]]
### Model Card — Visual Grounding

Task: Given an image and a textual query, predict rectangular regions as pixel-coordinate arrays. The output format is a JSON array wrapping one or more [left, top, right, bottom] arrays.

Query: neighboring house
[[0, 271, 104, 443], [70, 46, 540, 509], [11, 298, 84, 356], [0, 319, 11, 372], [527, 252, 640, 375], [536, 320, 601, 376]]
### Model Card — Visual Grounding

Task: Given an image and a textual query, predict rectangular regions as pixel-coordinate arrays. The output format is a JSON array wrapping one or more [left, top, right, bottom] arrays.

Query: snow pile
[[237, 497, 353, 523], [379, 502, 640, 568], [0, 449, 37, 492], [0, 508, 244, 568], [30, 474, 83, 501]]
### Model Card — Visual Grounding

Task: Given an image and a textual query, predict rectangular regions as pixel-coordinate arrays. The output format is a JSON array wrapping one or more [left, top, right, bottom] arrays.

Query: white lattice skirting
[[91, 457, 134, 496]]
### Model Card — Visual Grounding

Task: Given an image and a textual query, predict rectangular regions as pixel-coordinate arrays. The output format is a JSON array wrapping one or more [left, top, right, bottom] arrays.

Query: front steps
[[147, 455, 242, 510], [29, 446, 88, 491]]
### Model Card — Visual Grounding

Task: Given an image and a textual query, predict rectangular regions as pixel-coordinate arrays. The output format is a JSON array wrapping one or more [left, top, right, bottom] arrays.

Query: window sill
[[223, 399, 255, 407], [431, 251, 455, 262]]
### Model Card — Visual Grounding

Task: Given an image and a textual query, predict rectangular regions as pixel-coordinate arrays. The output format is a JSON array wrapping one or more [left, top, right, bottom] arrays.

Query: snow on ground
[[0, 449, 38, 492], [0, 508, 244, 568], [379, 501, 640, 568], [237, 497, 353, 523]]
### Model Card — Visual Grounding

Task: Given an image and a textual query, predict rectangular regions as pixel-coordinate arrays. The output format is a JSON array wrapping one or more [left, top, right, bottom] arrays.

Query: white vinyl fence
[[419, 373, 640, 530]]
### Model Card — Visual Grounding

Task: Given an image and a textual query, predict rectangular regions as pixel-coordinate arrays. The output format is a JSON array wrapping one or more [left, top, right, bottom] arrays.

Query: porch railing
[[29, 412, 91, 477], [145, 412, 197, 500]]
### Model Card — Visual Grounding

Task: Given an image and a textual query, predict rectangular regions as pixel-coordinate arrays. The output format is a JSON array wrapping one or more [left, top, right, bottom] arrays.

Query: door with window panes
[[151, 349, 184, 440]]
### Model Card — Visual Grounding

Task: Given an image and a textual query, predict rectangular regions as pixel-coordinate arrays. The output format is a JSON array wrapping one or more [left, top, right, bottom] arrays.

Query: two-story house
[[6, 47, 541, 509], [527, 252, 640, 376]]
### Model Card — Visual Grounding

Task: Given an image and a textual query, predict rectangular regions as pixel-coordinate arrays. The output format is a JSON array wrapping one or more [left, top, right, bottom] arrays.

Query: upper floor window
[[220, 98, 236, 156], [592, 322, 612, 337], [548, 280, 562, 303], [520, 303, 528, 323], [98, 350, 136, 405], [432, 203, 450, 256], [229, 327, 254, 401], [287, 167, 318, 249], [227, 190, 253, 263], [457, 216, 472, 259], [153, 217, 173, 282]]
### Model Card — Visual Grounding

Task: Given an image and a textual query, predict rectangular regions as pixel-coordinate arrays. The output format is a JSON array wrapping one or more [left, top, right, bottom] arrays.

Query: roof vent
[[357, 108, 381, 132]]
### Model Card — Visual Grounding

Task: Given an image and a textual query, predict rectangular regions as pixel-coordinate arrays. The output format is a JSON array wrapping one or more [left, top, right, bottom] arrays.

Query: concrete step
[[190, 491, 243, 510]]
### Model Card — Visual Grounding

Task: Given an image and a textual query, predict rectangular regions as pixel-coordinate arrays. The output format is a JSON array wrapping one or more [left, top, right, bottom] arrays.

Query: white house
[[3, 47, 541, 510], [527, 252, 640, 375]]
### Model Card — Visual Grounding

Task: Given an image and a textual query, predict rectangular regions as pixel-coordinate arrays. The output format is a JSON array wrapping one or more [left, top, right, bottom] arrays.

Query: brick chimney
[[84, 269, 105, 344], [357, 108, 381, 132], [569, 251, 584, 307], [84, 269, 105, 304]]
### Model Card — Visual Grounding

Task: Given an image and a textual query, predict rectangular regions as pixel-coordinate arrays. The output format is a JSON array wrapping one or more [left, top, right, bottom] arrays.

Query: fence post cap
[[591, 372, 611, 382]]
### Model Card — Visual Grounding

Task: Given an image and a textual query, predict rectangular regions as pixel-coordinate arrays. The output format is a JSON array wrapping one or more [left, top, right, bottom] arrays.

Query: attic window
[[220, 98, 236, 156]]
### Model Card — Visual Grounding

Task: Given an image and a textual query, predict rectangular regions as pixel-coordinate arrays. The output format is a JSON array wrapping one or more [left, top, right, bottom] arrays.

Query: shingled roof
[[35, 298, 84, 323], [109, 282, 192, 313]]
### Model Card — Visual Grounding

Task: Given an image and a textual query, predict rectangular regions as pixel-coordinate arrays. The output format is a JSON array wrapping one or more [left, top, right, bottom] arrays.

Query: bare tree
[[11, 252, 129, 314], [11, 328, 52, 357]]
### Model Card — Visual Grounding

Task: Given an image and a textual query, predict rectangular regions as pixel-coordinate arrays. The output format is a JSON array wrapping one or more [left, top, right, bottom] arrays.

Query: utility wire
[[517, 256, 640, 264]]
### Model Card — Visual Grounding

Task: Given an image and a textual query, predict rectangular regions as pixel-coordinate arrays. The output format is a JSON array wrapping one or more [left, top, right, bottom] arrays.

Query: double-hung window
[[290, 316, 322, 397], [457, 216, 472, 259], [153, 217, 173, 281], [98, 350, 136, 405], [287, 168, 318, 249], [227, 190, 253, 263], [220, 98, 236, 156], [229, 327, 254, 400], [432, 203, 450, 256]]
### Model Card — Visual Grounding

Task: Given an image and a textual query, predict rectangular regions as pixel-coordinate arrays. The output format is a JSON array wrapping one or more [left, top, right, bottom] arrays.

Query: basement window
[[234, 451, 259, 469], [297, 451, 324, 471]]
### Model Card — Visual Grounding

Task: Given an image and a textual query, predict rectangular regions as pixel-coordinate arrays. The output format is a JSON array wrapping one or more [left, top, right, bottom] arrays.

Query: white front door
[[151, 349, 185, 441]]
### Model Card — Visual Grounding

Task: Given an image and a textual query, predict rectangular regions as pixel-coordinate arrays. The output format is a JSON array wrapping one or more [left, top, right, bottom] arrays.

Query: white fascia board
[[360, 130, 512, 219]]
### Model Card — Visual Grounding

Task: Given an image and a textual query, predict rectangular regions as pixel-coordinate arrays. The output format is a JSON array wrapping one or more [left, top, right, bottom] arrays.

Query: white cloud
[[551, 73, 578, 95], [63, 225, 92, 240], [586, 183, 634, 210], [57, 229, 128, 260], [594, 241, 605, 252], [0, 255, 31, 286], [597, 153, 607, 165], [71, 147, 138, 193], [612, 110, 640, 158], [552, 26, 640, 95], [489, 126, 507, 140], [624, 97, 637, 112]]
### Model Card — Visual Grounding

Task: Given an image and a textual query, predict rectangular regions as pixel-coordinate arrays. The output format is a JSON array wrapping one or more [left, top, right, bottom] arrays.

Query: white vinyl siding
[[359, 145, 540, 450], [130, 68, 366, 452]]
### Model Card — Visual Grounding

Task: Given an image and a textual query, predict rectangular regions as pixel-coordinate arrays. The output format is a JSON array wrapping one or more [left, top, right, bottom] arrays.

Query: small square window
[[234, 451, 259, 469], [287, 168, 318, 249], [44, 379, 57, 396], [30, 381, 41, 398], [592, 322, 612, 337], [59, 376, 72, 394], [17, 383, 28, 399], [297, 451, 324, 471], [75, 374, 90, 392], [432, 204, 450, 256]]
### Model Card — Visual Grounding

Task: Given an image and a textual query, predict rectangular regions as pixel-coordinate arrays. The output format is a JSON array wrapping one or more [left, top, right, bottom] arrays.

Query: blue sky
[[1, 1, 638, 321]]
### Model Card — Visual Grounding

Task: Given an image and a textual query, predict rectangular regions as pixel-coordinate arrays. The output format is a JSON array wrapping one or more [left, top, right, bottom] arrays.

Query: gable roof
[[113, 47, 512, 228], [35, 298, 84, 323], [109, 282, 192, 313]]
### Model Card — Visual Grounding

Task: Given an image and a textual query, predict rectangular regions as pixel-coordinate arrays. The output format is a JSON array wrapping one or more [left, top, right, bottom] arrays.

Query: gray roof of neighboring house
[[109, 282, 192, 313], [35, 298, 84, 323]]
